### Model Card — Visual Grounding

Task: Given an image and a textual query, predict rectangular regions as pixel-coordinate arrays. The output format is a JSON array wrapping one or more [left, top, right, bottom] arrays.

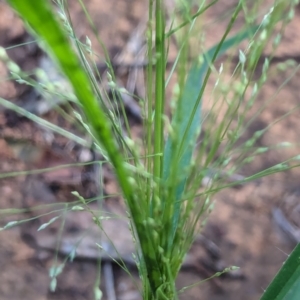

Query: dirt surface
[[1, 1, 300, 300]]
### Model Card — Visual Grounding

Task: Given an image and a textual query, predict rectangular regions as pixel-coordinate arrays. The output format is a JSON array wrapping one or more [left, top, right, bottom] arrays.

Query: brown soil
[[0, 1, 300, 300]]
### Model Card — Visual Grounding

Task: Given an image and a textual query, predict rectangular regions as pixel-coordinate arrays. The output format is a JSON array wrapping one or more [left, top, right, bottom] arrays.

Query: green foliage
[[260, 243, 300, 300], [3, 0, 300, 299]]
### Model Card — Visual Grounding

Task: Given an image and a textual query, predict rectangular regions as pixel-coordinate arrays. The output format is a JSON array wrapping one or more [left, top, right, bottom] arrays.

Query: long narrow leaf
[[5, 0, 139, 215], [162, 24, 259, 239], [260, 243, 300, 300], [5, 0, 164, 295]]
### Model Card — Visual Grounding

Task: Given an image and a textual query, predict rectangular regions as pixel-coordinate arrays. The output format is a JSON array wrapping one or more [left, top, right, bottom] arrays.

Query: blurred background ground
[[0, 1, 300, 299]]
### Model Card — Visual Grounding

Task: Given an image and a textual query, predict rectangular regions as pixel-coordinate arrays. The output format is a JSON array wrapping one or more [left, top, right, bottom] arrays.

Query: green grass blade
[[0, 97, 89, 147], [260, 243, 300, 300], [162, 24, 259, 238], [6, 0, 165, 295], [6, 0, 138, 213]]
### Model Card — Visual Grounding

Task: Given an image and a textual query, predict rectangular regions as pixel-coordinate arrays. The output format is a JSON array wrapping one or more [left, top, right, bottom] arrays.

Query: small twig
[[196, 235, 220, 260], [272, 207, 300, 244], [103, 261, 117, 300]]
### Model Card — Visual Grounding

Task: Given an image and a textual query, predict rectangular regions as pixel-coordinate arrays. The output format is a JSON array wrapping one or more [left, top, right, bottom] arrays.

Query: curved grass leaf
[[5, 0, 165, 295], [5, 0, 140, 216], [260, 243, 300, 300]]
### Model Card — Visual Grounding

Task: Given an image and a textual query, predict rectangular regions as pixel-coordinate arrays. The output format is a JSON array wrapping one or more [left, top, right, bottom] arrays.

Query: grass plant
[[1, 0, 300, 299]]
